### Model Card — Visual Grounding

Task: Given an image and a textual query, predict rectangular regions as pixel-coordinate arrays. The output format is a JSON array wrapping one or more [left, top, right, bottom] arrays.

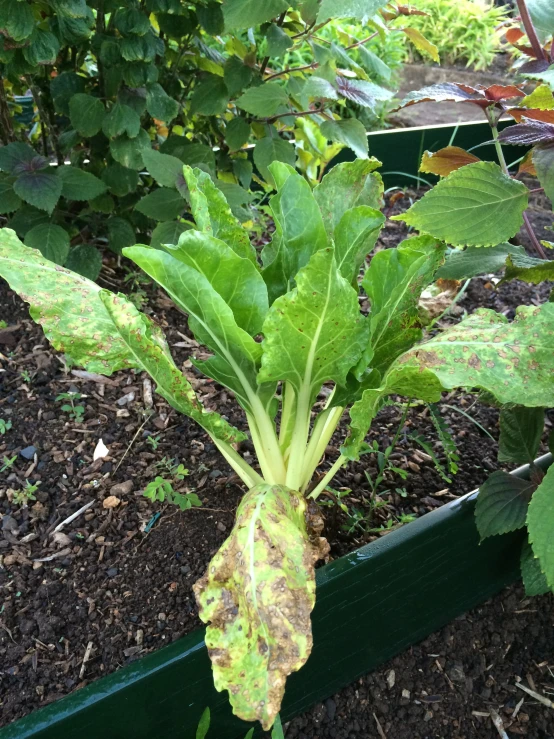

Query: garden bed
[[1, 122, 553, 736]]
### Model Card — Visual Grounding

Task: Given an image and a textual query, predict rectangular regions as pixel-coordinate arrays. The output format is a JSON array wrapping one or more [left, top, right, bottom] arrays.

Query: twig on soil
[[79, 641, 94, 679], [490, 709, 510, 739], [33, 547, 72, 563], [373, 713, 387, 739], [512, 697, 525, 719], [516, 681, 554, 708], [113, 413, 152, 474], [52, 500, 94, 534]]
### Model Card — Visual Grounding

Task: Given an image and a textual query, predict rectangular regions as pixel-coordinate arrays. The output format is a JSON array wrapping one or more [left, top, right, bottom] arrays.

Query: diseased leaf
[[320, 118, 368, 159], [436, 243, 525, 281], [503, 253, 554, 284], [419, 146, 480, 177], [334, 205, 384, 284], [392, 162, 528, 248], [222, 0, 289, 29], [183, 166, 256, 265], [24, 223, 70, 265], [164, 230, 268, 335], [236, 83, 289, 117], [135, 188, 185, 221], [521, 539, 551, 597], [100, 291, 245, 444], [533, 143, 554, 203], [194, 483, 324, 729], [314, 158, 382, 238], [65, 244, 102, 281], [475, 471, 535, 540], [527, 465, 554, 589], [259, 247, 368, 403], [402, 27, 439, 62], [364, 236, 445, 376], [14, 170, 62, 214], [69, 93, 105, 137], [521, 84, 554, 110], [57, 165, 107, 201], [394, 302, 554, 407], [253, 135, 296, 185], [498, 406, 544, 464]]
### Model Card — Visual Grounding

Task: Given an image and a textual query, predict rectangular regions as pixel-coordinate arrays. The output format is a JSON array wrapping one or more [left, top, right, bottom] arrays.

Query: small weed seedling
[[144, 459, 200, 511], [0, 419, 12, 435], [56, 392, 85, 423], [1, 455, 17, 472], [12, 481, 40, 507], [146, 433, 161, 450]]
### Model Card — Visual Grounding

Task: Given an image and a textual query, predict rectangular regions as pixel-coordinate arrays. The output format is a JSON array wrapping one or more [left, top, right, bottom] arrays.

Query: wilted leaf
[[194, 483, 325, 729], [475, 471, 535, 540], [419, 146, 480, 177], [392, 162, 528, 247]]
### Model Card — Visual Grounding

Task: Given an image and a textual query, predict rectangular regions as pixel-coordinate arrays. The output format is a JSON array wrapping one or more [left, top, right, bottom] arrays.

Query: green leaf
[[364, 235, 446, 376], [395, 302, 554, 407], [69, 94, 105, 137], [266, 23, 292, 57], [89, 193, 115, 214], [24, 223, 70, 265], [225, 117, 250, 151], [475, 470, 535, 540], [195, 707, 211, 739], [222, 0, 289, 29], [164, 230, 268, 336], [65, 244, 103, 281], [123, 246, 264, 411], [259, 247, 368, 401], [521, 539, 551, 597], [317, 0, 388, 22], [391, 162, 529, 248], [336, 77, 393, 108], [503, 252, 554, 284], [110, 128, 151, 170], [22, 29, 60, 65], [261, 164, 328, 303], [0, 0, 35, 41], [183, 166, 256, 265], [57, 165, 107, 201], [146, 83, 179, 123], [527, 464, 554, 588], [314, 158, 382, 238], [50, 72, 85, 115], [161, 139, 216, 171], [194, 484, 318, 730], [150, 221, 190, 250], [527, 0, 554, 43], [8, 205, 49, 237], [223, 56, 253, 96], [0, 176, 22, 213], [141, 148, 183, 188], [0, 142, 37, 174], [271, 715, 284, 739], [14, 171, 62, 214], [358, 46, 392, 83], [533, 144, 554, 204], [334, 206, 384, 284], [0, 229, 135, 373], [197, 2, 224, 34], [102, 102, 141, 139], [498, 406, 544, 464], [320, 118, 368, 159], [107, 217, 135, 253], [436, 243, 525, 281], [135, 188, 185, 221], [100, 289, 245, 443], [237, 82, 288, 117], [253, 135, 296, 184], [101, 163, 139, 197], [190, 75, 230, 116]]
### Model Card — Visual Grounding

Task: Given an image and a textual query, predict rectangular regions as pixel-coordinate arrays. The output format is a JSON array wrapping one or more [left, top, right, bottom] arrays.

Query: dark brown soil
[[0, 188, 552, 733]]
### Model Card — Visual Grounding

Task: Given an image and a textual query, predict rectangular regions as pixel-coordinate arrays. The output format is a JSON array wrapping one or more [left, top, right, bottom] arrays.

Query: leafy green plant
[[0, 418, 12, 434], [143, 456, 200, 510], [56, 391, 85, 422], [2, 146, 554, 728], [11, 480, 40, 507], [1, 454, 17, 472]]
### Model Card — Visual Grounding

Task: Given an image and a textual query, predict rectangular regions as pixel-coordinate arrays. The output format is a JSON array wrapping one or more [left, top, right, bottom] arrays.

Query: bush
[[400, 0, 508, 70], [0, 1, 417, 281]]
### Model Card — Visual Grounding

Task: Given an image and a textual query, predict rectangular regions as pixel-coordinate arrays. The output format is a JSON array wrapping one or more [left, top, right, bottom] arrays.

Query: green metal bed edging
[[2, 452, 551, 739]]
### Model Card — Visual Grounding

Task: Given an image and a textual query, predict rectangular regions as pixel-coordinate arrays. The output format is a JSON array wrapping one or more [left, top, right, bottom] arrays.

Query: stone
[[20, 446, 36, 460], [103, 495, 121, 509], [110, 480, 133, 496]]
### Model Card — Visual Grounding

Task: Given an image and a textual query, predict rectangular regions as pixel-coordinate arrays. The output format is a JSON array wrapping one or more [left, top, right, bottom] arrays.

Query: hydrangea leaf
[[391, 162, 528, 247], [194, 483, 325, 729], [527, 465, 554, 589]]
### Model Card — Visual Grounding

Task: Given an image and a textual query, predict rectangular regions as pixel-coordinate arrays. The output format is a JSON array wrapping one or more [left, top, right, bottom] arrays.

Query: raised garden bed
[[1, 121, 552, 738]]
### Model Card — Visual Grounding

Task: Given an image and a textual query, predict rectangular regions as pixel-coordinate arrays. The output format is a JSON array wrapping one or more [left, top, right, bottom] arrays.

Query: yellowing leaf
[[403, 27, 440, 63], [521, 83, 554, 110], [419, 146, 480, 177]]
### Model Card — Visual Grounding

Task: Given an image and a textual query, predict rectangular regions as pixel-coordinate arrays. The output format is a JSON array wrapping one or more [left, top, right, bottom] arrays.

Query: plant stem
[[214, 439, 263, 488], [516, 0, 548, 61], [308, 455, 347, 500], [300, 406, 344, 492], [490, 119, 547, 259]]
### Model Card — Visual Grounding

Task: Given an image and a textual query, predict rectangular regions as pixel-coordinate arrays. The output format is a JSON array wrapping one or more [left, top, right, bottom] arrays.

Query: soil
[[0, 186, 553, 734]]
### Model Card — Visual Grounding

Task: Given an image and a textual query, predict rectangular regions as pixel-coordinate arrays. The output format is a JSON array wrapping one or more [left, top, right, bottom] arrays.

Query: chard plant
[[1, 158, 554, 730]]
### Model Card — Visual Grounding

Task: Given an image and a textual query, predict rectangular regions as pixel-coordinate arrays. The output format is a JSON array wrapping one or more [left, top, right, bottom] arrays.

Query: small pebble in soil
[[106, 567, 118, 578], [110, 480, 133, 495], [19, 445, 36, 460]]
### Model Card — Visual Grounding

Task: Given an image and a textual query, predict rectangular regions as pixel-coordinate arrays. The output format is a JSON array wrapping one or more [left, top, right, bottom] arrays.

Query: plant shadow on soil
[[0, 187, 553, 737]]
